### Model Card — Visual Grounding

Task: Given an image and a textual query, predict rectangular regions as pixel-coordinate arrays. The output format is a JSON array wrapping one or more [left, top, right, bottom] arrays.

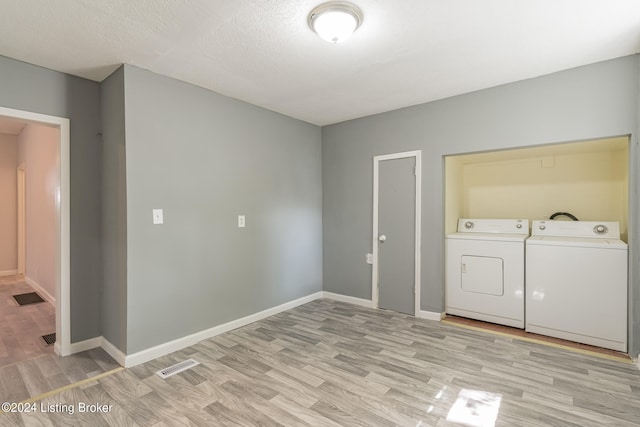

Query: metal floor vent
[[14, 292, 45, 306], [155, 359, 200, 379], [42, 333, 56, 346]]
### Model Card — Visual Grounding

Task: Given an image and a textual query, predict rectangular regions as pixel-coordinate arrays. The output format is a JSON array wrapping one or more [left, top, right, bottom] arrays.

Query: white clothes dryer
[[526, 220, 628, 352], [446, 219, 529, 328]]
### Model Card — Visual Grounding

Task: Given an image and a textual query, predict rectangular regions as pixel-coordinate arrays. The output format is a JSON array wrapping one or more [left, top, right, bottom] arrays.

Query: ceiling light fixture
[[308, 1, 363, 44]]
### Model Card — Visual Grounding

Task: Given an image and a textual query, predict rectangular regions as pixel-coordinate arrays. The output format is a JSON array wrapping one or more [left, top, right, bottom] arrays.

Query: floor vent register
[[13, 292, 45, 306], [156, 359, 200, 379], [42, 333, 56, 346]]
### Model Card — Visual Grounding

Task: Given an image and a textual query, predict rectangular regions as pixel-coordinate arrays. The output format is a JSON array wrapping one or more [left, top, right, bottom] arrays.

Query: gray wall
[[3, 51, 637, 358], [0, 55, 102, 342], [322, 55, 640, 357], [100, 67, 128, 351], [122, 65, 323, 353]]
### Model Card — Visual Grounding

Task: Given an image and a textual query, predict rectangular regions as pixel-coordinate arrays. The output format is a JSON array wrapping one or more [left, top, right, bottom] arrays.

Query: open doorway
[[0, 121, 57, 365], [0, 106, 70, 360]]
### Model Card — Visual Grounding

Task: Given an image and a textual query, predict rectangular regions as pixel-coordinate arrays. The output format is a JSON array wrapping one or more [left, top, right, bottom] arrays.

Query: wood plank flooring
[[0, 274, 130, 406], [443, 315, 630, 361], [0, 347, 121, 404], [2, 299, 639, 426], [0, 275, 55, 367]]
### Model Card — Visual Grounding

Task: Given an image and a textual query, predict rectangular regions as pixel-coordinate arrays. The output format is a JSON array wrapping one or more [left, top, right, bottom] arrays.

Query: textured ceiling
[[1, 1, 640, 125]]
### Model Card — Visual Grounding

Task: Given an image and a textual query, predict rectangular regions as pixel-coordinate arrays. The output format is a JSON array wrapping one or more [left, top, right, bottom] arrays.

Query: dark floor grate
[[13, 292, 45, 306], [42, 333, 56, 346]]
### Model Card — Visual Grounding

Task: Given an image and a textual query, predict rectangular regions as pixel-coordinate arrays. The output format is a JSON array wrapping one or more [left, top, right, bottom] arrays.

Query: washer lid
[[526, 235, 628, 249]]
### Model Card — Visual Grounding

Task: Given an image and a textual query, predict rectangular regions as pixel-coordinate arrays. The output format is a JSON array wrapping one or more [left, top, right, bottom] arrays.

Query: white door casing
[[0, 106, 70, 356], [17, 164, 25, 275], [372, 150, 422, 316]]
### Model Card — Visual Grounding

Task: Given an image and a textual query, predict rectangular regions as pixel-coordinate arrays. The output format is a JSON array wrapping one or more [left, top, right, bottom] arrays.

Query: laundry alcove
[[444, 136, 629, 241]]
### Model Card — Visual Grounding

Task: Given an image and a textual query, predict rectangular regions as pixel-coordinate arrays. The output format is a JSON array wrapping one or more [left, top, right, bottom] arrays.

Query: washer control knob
[[464, 221, 474, 229], [539, 224, 546, 230], [594, 224, 608, 234], [516, 223, 522, 229]]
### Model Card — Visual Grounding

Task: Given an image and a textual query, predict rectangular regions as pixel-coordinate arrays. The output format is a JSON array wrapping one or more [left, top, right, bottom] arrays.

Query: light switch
[[366, 253, 373, 264], [152, 209, 163, 225], [238, 215, 245, 228]]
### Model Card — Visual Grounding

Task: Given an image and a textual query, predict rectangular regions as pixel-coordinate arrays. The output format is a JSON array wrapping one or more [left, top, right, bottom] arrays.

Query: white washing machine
[[446, 219, 529, 328], [526, 220, 628, 352]]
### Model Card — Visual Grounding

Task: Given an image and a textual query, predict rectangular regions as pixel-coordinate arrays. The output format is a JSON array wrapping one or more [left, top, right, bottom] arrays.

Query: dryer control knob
[[539, 225, 546, 230], [516, 224, 522, 229], [464, 221, 474, 229]]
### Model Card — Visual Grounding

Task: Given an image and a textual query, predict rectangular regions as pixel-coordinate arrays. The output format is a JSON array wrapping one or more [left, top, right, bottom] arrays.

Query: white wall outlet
[[152, 209, 164, 225], [238, 215, 245, 228], [366, 253, 373, 264]]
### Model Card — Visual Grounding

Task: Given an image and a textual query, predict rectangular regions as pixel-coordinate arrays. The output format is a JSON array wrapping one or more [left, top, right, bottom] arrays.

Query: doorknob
[[378, 234, 387, 243]]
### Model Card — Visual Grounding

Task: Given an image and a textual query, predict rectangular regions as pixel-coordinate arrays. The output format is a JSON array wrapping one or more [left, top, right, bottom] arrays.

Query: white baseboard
[[67, 336, 126, 368], [321, 291, 375, 308], [24, 276, 55, 304], [69, 336, 102, 354], [101, 337, 127, 367], [321, 293, 443, 322], [123, 291, 324, 368], [418, 310, 445, 321], [0, 269, 18, 277], [67, 291, 448, 370]]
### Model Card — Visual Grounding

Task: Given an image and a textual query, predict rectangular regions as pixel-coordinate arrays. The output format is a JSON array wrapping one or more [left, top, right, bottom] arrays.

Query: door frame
[[0, 106, 71, 357], [372, 150, 422, 316], [17, 163, 25, 275]]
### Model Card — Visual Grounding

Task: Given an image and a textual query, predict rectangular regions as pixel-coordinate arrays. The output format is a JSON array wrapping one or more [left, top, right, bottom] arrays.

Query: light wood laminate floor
[[0, 347, 121, 404], [2, 299, 639, 426], [0, 275, 55, 368], [443, 315, 630, 361]]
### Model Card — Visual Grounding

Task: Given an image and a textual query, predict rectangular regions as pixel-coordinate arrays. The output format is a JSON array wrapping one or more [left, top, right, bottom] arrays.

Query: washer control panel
[[531, 220, 620, 239]]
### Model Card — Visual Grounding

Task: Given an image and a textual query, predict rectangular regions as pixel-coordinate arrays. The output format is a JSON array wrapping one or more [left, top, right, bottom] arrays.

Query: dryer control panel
[[457, 219, 529, 234]]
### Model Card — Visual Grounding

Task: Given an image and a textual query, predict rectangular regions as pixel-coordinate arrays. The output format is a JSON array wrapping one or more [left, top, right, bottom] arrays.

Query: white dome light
[[308, 2, 363, 44]]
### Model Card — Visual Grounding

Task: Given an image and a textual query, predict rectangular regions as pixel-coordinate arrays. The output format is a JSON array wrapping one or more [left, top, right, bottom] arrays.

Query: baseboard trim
[[123, 291, 324, 367], [419, 310, 444, 321], [73, 292, 447, 369], [101, 337, 127, 367], [0, 269, 18, 277], [69, 337, 102, 354], [321, 293, 442, 320], [68, 336, 126, 368], [321, 291, 375, 308], [24, 276, 55, 304]]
